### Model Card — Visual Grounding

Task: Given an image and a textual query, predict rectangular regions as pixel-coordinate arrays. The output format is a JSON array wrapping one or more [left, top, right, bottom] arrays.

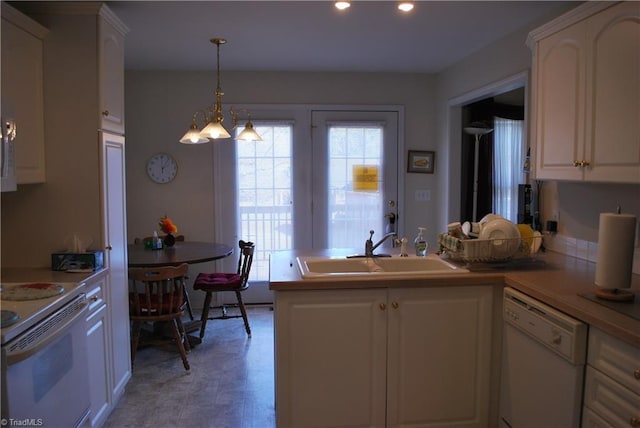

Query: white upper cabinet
[[98, 7, 127, 134], [529, 2, 640, 183], [1, 3, 48, 184]]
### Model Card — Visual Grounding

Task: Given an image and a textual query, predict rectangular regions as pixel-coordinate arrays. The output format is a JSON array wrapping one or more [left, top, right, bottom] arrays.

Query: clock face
[[146, 153, 177, 184]]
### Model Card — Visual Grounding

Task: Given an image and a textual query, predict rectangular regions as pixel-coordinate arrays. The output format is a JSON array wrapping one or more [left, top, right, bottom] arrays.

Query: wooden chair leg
[[170, 319, 190, 371], [130, 320, 142, 366], [176, 317, 191, 353], [199, 291, 213, 339], [235, 291, 251, 337], [183, 287, 194, 321]]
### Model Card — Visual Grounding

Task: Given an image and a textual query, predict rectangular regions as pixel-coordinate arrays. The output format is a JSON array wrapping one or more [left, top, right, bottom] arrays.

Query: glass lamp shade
[[398, 1, 414, 12], [200, 120, 231, 139], [236, 121, 262, 142], [179, 124, 209, 144]]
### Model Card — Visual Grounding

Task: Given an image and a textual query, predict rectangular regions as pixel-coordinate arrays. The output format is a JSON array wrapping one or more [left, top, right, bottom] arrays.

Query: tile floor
[[104, 306, 275, 428]]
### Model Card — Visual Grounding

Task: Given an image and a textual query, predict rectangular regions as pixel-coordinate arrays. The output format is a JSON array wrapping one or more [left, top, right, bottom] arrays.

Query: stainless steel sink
[[296, 255, 468, 279]]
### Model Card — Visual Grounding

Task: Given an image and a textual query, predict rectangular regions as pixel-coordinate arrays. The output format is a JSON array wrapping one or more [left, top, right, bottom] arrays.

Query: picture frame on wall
[[407, 150, 435, 174]]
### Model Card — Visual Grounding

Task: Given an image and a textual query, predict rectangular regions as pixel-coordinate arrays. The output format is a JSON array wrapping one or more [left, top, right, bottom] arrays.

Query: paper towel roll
[[595, 213, 637, 289]]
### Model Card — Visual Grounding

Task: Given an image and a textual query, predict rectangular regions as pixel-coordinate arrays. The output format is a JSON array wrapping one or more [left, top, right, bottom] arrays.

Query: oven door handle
[[5, 300, 89, 365]]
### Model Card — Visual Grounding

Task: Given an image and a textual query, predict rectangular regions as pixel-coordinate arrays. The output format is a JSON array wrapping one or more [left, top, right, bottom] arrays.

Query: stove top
[[578, 291, 640, 321], [0, 281, 85, 345]]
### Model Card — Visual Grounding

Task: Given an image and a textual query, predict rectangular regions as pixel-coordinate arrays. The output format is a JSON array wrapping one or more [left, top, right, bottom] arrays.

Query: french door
[[310, 110, 399, 250], [214, 107, 400, 303]]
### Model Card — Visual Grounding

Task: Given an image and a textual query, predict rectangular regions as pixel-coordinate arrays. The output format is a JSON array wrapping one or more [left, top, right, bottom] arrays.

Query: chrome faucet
[[365, 230, 397, 257]]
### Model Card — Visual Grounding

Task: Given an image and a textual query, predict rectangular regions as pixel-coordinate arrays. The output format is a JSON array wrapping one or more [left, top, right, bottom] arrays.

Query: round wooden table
[[127, 241, 233, 267], [127, 241, 234, 345]]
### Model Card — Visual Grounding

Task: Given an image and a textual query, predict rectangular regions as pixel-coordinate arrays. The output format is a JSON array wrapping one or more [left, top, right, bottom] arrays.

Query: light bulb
[[398, 1, 414, 12], [335, 1, 350, 10]]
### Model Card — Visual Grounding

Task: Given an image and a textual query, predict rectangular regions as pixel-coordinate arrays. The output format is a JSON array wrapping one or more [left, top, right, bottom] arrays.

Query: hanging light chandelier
[[179, 38, 262, 144]]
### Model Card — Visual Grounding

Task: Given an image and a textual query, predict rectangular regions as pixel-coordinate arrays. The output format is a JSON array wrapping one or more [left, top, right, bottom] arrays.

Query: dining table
[[127, 241, 233, 268], [127, 240, 234, 345]]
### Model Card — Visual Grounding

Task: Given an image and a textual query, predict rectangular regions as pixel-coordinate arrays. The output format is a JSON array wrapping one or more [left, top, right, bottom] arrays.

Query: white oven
[[1, 283, 91, 427]]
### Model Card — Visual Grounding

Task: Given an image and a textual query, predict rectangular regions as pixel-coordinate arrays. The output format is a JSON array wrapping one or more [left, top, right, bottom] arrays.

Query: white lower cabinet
[[582, 327, 640, 428], [275, 285, 495, 428], [85, 274, 111, 427]]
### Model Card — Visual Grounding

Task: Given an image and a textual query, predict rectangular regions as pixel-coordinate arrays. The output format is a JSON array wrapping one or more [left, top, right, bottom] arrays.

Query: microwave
[[1, 101, 17, 192]]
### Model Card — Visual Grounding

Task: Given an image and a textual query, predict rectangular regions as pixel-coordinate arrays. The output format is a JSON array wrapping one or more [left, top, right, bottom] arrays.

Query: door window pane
[[328, 125, 384, 248], [237, 124, 293, 281]]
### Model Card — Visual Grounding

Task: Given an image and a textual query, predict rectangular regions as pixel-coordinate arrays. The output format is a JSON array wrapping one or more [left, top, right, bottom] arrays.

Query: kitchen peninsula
[[270, 249, 640, 427]]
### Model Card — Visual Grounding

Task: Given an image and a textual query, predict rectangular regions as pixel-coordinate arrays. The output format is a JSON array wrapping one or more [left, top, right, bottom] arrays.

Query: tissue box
[[51, 251, 104, 271]]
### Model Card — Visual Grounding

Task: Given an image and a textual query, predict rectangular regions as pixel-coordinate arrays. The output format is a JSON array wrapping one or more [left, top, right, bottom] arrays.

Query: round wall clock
[[146, 153, 178, 184]]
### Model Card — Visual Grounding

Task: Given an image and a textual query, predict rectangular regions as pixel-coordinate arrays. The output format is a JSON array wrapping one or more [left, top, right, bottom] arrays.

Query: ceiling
[[106, 1, 576, 73]]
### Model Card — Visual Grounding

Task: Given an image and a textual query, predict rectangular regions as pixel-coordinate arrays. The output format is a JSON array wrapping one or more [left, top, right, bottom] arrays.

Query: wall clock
[[146, 153, 177, 184]]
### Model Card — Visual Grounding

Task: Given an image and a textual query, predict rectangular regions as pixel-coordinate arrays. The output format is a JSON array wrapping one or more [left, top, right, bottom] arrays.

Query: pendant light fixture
[[397, 1, 414, 12], [179, 38, 261, 144]]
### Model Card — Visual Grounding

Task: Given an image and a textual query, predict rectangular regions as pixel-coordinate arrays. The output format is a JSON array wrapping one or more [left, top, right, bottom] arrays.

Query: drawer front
[[584, 367, 640, 427], [85, 278, 106, 315], [581, 406, 614, 428], [588, 327, 640, 395]]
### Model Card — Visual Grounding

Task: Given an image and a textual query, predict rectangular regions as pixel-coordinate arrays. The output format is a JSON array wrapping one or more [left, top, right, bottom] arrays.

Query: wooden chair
[[132, 234, 194, 321], [193, 240, 255, 339], [128, 263, 191, 371]]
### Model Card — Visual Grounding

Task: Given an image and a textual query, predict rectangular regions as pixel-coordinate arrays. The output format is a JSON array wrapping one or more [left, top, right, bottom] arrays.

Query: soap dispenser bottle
[[414, 227, 427, 256]]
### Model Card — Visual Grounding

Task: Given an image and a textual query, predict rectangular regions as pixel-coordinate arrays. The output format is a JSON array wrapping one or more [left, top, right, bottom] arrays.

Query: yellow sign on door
[[353, 165, 379, 191]]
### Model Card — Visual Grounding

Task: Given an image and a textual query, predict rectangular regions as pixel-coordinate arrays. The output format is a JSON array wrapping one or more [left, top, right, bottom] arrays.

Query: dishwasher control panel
[[503, 287, 587, 364]]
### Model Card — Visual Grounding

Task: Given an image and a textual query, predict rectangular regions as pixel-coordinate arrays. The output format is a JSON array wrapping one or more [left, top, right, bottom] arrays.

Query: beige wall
[[125, 71, 437, 246], [433, 4, 640, 272]]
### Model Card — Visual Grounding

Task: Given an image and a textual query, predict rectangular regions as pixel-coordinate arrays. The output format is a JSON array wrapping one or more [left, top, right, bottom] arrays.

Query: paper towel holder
[[594, 208, 636, 302], [595, 288, 634, 302]]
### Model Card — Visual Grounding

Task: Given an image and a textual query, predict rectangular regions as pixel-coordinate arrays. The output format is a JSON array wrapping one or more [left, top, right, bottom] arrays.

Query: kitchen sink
[[296, 255, 468, 279]]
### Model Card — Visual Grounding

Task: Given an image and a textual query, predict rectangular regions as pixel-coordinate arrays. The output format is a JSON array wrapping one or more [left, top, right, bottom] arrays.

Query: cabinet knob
[[102, 110, 110, 116], [105, 245, 113, 251], [90, 296, 99, 302], [630, 416, 640, 427], [573, 160, 581, 167], [634, 369, 640, 380], [391, 302, 399, 309], [573, 160, 591, 168], [379, 303, 386, 311]]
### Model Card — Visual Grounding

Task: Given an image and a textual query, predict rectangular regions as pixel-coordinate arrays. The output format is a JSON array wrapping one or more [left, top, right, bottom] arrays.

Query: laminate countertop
[[269, 249, 640, 347]]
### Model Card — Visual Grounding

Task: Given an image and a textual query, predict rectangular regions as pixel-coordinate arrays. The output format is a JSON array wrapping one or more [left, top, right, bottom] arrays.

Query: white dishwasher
[[499, 287, 588, 428]]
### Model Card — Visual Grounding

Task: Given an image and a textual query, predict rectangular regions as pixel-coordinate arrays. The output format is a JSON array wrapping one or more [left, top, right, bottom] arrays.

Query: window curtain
[[493, 117, 524, 222]]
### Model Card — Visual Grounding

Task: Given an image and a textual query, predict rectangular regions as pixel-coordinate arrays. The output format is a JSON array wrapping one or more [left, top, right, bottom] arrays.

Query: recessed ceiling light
[[335, 1, 351, 10], [398, 1, 414, 12]]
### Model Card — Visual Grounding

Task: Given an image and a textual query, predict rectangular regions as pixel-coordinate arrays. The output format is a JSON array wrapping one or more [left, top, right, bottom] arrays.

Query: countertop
[[1, 266, 107, 286], [269, 249, 640, 347]]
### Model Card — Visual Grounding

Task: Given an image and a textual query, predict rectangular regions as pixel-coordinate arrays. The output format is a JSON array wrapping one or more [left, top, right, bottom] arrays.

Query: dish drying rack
[[438, 233, 543, 264]]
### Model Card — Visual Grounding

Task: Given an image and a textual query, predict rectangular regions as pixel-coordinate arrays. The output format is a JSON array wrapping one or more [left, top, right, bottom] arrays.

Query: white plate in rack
[[479, 219, 520, 259]]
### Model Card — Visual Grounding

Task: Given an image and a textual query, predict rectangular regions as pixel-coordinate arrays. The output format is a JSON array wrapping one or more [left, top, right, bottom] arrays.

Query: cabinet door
[[534, 22, 586, 180], [275, 289, 388, 428], [98, 13, 126, 134], [86, 302, 110, 427], [85, 276, 111, 427], [585, 1, 640, 183], [1, 8, 47, 183], [101, 132, 131, 400], [386, 286, 493, 428]]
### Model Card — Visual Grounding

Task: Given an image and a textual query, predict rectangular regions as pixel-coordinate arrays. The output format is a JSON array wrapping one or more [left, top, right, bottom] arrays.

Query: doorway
[[446, 71, 529, 225], [460, 89, 525, 223]]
